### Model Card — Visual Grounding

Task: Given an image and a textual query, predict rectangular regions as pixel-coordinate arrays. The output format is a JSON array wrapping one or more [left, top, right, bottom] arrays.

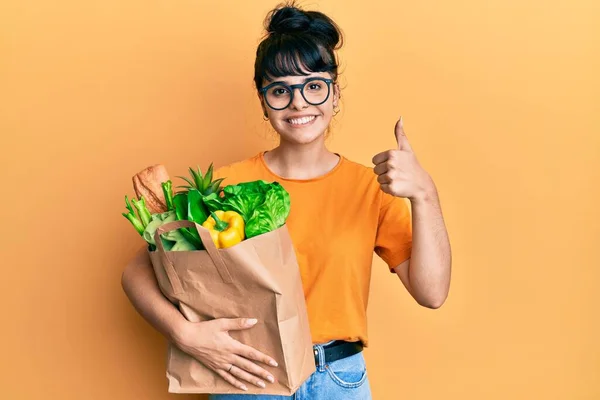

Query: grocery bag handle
[[154, 220, 234, 293]]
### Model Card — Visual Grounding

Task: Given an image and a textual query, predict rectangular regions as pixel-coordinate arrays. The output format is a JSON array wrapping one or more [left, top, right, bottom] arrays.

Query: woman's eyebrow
[[267, 75, 322, 86]]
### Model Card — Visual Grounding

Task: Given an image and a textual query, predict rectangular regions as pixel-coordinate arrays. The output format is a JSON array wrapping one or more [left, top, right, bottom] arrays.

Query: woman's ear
[[333, 83, 341, 108], [257, 93, 268, 117]]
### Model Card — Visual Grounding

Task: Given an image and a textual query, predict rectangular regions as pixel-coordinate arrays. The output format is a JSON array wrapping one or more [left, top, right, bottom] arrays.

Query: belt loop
[[314, 343, 326, 372]]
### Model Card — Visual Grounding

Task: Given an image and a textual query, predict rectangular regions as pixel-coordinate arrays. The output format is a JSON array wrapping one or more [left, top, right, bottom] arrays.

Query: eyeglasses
[[259, 77, 333, 111]]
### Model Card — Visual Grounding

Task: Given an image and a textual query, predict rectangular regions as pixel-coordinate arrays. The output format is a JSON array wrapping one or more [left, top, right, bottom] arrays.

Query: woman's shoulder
[[338, 154, 378, 182], [336, 154, 389, 196], [213, 152, 266, 183], [339, 155, 374, 173]]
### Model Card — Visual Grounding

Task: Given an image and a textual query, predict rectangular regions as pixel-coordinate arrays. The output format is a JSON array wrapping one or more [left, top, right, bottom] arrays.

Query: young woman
[[121, 2, 451, 399]]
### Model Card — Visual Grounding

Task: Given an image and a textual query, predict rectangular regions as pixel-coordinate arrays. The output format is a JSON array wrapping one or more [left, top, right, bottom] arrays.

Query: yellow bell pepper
[[202, 210, 245, 249]]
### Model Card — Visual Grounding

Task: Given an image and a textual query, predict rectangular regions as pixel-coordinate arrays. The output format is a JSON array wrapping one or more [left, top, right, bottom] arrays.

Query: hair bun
[[268, 6, 311, 34], [266, 5, 341, 49]]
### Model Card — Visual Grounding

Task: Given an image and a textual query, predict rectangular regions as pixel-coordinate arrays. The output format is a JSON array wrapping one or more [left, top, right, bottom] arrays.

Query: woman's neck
[[264, 139, 340, 180]]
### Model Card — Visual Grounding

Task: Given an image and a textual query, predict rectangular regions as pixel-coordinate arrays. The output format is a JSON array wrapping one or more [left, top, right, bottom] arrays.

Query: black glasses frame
[[259, 77, 334, 111]]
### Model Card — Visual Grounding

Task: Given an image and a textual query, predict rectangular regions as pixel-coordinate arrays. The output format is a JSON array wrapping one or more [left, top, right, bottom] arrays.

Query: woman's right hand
[[172, 317, 278, 391]]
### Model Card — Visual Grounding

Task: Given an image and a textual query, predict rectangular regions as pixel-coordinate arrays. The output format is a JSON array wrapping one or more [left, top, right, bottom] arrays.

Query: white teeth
[[288, 116, 316, 125]]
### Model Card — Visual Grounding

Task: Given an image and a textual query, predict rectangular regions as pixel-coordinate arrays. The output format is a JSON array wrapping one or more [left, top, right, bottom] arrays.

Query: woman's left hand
[[372, 117, 436, 202]]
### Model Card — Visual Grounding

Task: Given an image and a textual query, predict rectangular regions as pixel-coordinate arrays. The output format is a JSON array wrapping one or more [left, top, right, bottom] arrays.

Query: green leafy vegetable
[[203, 180, 290, 239], [142, 210, 195, 251], [123, 164, 290, 252], [245, 182, 290, 238], [143, 211, 177, 245]]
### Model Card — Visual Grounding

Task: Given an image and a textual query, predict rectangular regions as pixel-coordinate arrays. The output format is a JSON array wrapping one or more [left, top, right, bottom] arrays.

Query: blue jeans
[[209, 342, 372, 400]]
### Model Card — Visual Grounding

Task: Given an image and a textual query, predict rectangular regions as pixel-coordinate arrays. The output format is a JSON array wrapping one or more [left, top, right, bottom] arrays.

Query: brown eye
[[271, 87, 289, 97]]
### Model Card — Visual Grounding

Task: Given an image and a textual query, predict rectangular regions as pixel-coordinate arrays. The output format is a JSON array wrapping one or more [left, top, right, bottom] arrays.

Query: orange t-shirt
[[213, 152, 412, 347]]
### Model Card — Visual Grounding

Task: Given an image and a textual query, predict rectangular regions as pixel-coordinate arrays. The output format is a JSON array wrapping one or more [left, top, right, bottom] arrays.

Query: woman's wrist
[[166, 314, 191, 344]]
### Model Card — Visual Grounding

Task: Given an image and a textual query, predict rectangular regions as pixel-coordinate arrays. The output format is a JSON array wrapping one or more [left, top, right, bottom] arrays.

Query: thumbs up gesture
[[372, 117, 435, 201]]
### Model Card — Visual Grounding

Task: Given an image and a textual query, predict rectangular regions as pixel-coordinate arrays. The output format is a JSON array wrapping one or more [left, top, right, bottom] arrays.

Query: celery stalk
[[123, 212, 145, 235], [122, 195, 145, 235], [131, 197, 152, 228]]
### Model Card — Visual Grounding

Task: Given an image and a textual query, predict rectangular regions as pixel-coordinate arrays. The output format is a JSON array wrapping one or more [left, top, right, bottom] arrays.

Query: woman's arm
[[393, 186, 452, 309], [120, 247, 187, 341], [373, 118, 452, 308], [120, 247, 279, 391]]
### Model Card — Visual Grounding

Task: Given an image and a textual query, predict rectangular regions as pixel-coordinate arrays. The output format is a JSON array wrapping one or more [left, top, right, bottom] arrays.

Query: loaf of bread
[[132, 164, 170, 214]]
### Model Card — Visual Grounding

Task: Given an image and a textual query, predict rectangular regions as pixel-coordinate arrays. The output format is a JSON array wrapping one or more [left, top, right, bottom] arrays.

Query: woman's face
[[260, 72, 339, 145]]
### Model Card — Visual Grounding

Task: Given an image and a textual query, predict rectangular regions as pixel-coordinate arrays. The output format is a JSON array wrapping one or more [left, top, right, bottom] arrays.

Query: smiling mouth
[[287, 115, 317, 126]]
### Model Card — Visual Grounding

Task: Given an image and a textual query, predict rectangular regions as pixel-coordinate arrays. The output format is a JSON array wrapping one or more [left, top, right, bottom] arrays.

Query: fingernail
[[241, 385, 248, 391], [269, 360, 278, 367], [400, 116, 404, 128], [267, 375, 275, 383], [257, 381, 266, 388], [247, 318, 258, 325]]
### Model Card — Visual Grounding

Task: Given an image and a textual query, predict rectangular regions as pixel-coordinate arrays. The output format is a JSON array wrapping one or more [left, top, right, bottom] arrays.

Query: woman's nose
[[289, 87, 309, 110]]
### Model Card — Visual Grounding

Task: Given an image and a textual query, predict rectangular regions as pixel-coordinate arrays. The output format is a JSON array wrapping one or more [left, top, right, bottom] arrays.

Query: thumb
[[220, 317, 258, 331], [395, 116, 413, 152]]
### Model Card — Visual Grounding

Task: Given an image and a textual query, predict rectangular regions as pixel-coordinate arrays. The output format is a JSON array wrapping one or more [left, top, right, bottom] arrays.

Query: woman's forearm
[[407, 186, 452, 308], [121, 247, 186, 342]]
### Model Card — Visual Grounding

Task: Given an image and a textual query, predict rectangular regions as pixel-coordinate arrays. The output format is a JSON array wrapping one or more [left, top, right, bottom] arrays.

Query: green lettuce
[[203, 180, 290, 239]]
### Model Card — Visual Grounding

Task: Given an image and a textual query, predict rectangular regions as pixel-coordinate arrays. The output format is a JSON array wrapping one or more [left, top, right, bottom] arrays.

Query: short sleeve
[[374, 192, 413, 272]]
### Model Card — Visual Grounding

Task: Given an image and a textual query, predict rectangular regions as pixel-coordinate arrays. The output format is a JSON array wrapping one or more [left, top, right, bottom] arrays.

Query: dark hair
[[254, 1, 344, 91]]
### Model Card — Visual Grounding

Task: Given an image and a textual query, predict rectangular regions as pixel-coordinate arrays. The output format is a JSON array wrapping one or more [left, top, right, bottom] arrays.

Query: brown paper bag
[[148, 220, 316, 395]]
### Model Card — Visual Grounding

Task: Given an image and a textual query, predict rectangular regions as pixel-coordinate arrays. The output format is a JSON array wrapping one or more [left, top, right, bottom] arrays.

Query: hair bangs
[[258, 34, 335, 87]]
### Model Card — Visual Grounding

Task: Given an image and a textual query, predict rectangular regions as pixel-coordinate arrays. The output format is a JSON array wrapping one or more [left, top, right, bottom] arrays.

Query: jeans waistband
[[312, 340, 363, 371]]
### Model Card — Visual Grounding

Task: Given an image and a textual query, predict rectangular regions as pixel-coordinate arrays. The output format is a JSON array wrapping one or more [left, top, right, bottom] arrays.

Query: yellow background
[[1, 0, 598, 399]]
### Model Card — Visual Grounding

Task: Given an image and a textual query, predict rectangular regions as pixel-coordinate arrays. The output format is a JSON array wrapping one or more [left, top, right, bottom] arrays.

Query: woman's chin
[[281, 132, 325, 145], [278, 126, 327, 145]]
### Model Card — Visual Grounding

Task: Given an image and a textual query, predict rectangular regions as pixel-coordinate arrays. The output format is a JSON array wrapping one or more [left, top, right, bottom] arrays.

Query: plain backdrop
[[1, 0, 599, 399]]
